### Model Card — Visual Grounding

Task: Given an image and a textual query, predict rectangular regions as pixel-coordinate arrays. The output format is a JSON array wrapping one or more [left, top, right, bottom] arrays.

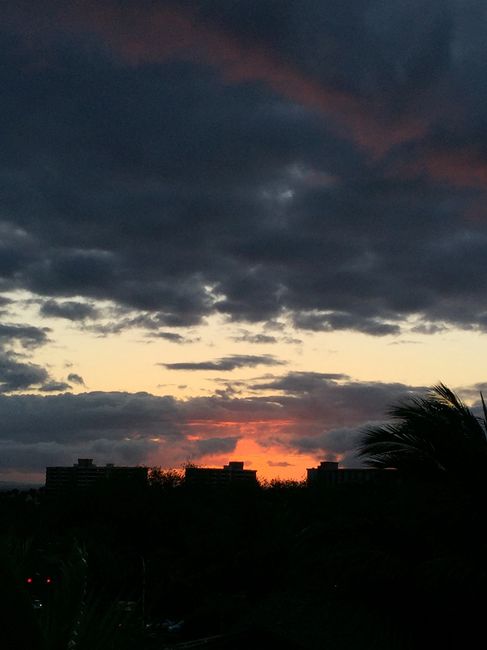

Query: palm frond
[[480, 392, 487, 438], [358, 383, 487, 479]]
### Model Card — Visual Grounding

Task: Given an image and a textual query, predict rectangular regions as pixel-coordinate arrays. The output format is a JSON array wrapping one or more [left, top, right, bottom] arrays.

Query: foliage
[[3, 450, 487, 648], [358, 383, 487, 481], [148, 467, 184, 490]]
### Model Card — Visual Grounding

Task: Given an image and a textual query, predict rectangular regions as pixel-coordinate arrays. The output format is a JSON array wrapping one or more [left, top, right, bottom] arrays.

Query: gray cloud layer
[[0, 322, 61, 392], [0, 324, 50, 349], [0, 1, 486, 335], [40, 300, 99, 322], [0, 390, 238, 473], [0, 374, 428, 476], [162, 354, 286, 371], [0, 352, 49, 393]]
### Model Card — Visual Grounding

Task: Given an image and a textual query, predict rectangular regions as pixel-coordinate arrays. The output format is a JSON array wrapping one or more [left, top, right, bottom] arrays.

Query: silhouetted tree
[[358, 383, 487, 483], [148, 467, 183, 490]]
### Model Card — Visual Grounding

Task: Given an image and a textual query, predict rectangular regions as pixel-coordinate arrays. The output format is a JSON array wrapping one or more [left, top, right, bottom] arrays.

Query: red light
[[46, 577, 51, 584], [26, 577, 33, 584]]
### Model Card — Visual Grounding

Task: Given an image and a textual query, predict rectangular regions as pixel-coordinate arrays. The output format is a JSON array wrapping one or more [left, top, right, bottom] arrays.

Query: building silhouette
[[45, 458, 148, 493], [184, 461, 257, 488], [307, 460, 394, 486]]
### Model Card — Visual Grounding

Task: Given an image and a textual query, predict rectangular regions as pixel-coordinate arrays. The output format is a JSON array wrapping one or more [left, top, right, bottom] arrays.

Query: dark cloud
[[2, 1, 486, 477], [40, 299, 99, 321], [0, 1, 484, 335], [183, 376, 423, 445], [0, 352, 49, 392], [231, 332, 278, 344], [152, 332, 186, 343], [149, 331, 199, 344], [267, 460, 294, 467], [289, 426, 364, 457], [0, 392, 182, 443], [0, 373, 433, 475], [67, 373, 85, 385], [288, 425, 377, 469], [191, 436, 239, 457], [88, 313, 204, 336], [162, 355, 286, 371], [252, 372, 350, 394], [0, 434, 238, 474], [292, 312, 401, 336], [0, 322, 57, 392], [0, 438, 158, 473], [39, 381, 71, 393], [0, 324, 50, 349], [411, 323, 447, 335], [0, 389, 237, 473], [230, 330, 302, 345]]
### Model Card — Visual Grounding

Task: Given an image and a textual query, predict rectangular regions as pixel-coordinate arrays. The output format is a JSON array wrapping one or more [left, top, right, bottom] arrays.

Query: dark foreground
[[1, 475, 486, 649]]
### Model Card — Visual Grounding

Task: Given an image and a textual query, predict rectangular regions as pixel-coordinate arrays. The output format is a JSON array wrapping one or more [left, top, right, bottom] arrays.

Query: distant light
[[26, 577, 33, 584], [46, 577, 52, 584]]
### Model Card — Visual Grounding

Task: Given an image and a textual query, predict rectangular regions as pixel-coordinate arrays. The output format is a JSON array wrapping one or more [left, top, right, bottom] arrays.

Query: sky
[[2, 0, 487, 483]]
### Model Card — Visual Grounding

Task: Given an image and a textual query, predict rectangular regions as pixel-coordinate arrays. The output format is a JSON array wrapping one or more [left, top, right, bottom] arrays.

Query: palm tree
[[358, 383, 487, 482]]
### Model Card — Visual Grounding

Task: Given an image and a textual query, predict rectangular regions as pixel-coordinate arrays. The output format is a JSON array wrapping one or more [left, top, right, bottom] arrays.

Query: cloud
[[0, 389, 236, 473], [0, 438, 158, 473], [0, 324, 50, 349], [283, 337, 302, 345], [191, 436, 239, 457], [267, 460, 294, 467], [0, 322, 58, 392], [152, 332, 186, 343], [0, 352, 50, 392], [149, 331, 198, 344], [67, 373, 85, 386], [287, 425, 376, 468], [231, 331, 278, 344], [292, 312, 401, 336], [162, 354, 286, 371], [38, 381, 71, 393], [411, 323, 447, 335], [0, 391, 182, 443], [252, 372, 350, 394], [0, 373, 426, 474], [40, 299, 99, 321], [7, 0, 429, 156], [0, 0, 485, 337], [289, 426, 364, 456]]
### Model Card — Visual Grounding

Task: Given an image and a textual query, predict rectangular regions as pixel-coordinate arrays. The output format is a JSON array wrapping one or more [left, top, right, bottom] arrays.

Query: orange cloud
[[8, 0, 427, 157], [180, 417, 339, 479], [191, 438, 320, 481], [85, 2, 430, 155], [407, 148, 487, 189], [463, 197, 487, 224], [184, 417, 299, 439], [13, 2, 487, 189]]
